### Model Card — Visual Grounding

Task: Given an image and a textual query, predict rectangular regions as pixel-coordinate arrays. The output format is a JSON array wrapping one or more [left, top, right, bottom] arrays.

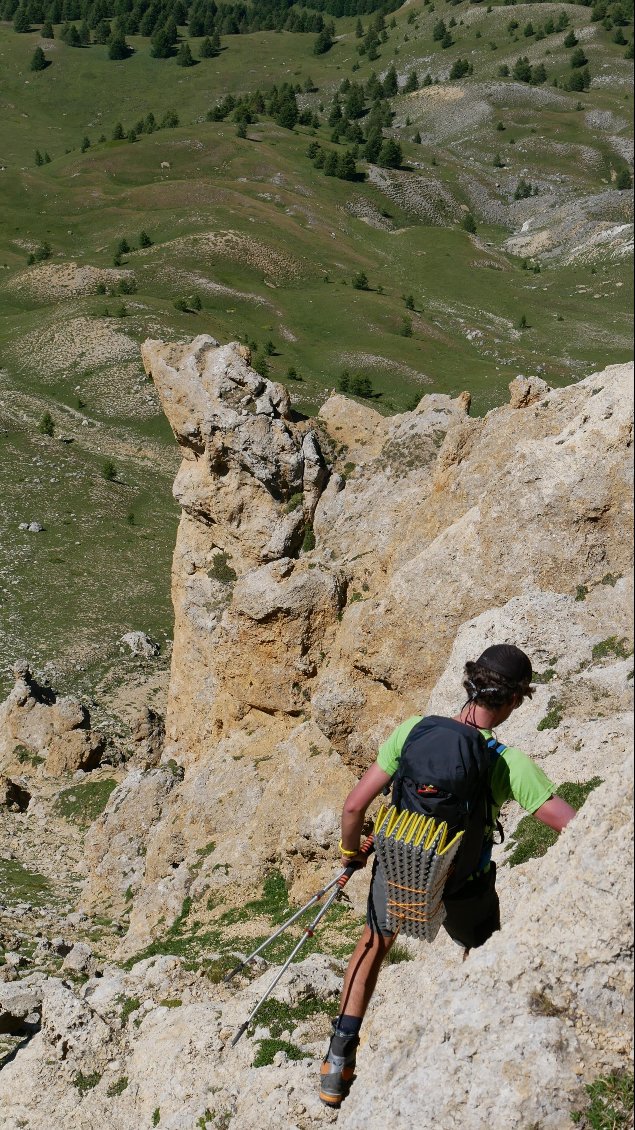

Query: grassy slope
[[0, 5, 632, 692]]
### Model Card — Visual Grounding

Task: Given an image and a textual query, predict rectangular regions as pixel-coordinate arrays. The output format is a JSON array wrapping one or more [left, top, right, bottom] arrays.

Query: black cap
[[476, 644, 533, 685]]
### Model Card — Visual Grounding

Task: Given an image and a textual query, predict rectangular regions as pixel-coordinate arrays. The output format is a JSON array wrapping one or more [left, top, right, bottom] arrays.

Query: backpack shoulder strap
[[484, 735, 507, 844]]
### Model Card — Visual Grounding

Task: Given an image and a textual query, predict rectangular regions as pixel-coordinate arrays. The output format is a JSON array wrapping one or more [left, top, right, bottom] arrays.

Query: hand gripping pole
[[229, 835, 373, 1047]]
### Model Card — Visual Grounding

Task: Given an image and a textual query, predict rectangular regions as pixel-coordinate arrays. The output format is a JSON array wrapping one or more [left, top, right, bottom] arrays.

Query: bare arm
[[340, 763, 392, 862], [533, 795, 577, 832]]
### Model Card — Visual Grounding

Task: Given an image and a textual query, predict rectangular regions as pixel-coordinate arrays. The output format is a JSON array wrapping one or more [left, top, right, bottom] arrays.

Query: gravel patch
[[584, 109, 630, 134], [5, 263, 136, 301], [503, 189, 634, 261], [345, 198, 397, 231], [145, 230, 305, 285], [14, 316, 138, 379], [338, 351, 433, 384], [366, 165, 460, 225]]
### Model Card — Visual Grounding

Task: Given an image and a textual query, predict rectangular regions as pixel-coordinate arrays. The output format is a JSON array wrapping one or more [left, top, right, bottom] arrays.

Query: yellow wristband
[[338, 839, 359, 858]]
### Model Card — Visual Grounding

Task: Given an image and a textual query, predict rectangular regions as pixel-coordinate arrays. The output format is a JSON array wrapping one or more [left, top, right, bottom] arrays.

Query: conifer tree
[[176, 40, 195, 66], [109, 33, 129, 59], [378, 138, 402, 168], [30, 45, 48, 70], [199, 35, 216, 57], [13, 5, 30, 31], [382, 63, 398, 96]]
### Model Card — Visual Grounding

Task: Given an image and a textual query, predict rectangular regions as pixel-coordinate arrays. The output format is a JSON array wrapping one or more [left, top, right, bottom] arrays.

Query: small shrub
[[73, 1072, 102, 1095], [575, 584, 589, 601], [462, 212, 477, 234], [39, 411, 54, 436], [120, 996, 141, 1024], [152, 1111, 161, 1127], [532, 665, 557, 684], [302, 525, 316, 551], [102, 460, 117, 481], [139, 230, 153, 248], [600, 573, 621, 587], [31, 46, 48, 70], [209, 551, 237, 584], [28, 241, 52, 265], [352, 270, 369, 290], [15, 745, 44, 767], [106, 1077, 129, 1097], [251, 355, 270, 378]]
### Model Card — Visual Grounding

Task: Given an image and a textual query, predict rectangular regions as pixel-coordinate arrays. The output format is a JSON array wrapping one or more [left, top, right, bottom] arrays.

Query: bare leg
[[338, 925, 397, 1019]]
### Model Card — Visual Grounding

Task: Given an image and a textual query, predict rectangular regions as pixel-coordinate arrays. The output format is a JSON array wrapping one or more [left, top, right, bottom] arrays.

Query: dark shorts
[[366, 858, 501, 950]]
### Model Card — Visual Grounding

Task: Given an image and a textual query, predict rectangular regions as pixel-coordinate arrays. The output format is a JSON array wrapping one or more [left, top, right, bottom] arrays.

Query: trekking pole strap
[[337, 834, 375, 888]]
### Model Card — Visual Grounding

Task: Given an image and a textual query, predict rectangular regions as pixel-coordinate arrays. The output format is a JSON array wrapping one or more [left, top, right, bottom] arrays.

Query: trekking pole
[[230, 836, 374, 1047], [223, 834, 375, 983]]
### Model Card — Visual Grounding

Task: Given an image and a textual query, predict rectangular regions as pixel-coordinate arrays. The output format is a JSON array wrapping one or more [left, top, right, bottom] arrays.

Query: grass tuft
[[505, 778, 602, 867], [253, 1038, 310, 1067], [54, 779, 118, 827], [571, 1071, 634, 1128], [591, 637, 633, 662], [536, 697, 564, 730]]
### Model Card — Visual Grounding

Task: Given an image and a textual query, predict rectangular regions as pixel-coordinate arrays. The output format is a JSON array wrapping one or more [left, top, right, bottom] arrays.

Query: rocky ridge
[[0, 338, 632, 1128]]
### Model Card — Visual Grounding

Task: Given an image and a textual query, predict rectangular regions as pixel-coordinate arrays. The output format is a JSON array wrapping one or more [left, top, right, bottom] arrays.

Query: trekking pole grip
[[339, 834, 374, 885]]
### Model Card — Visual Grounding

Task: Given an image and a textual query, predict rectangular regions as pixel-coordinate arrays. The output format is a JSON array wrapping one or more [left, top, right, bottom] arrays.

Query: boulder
[[120, 632, 160, 659], [0, 664, 105, 776], [0, 775, 31, 811], [0, 982, 42, 1034]]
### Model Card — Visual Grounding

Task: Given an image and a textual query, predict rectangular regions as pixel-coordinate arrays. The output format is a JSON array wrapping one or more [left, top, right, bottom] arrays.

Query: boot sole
[[319, 1063, 355, 1107]]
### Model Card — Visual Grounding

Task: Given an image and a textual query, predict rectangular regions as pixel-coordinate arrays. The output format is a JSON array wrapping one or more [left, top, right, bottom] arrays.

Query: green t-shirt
[[377, 715, 555, 825]]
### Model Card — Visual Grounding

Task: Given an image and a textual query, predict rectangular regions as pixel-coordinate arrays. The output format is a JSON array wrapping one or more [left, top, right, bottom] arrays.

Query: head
[[462, 643, 534, 724]]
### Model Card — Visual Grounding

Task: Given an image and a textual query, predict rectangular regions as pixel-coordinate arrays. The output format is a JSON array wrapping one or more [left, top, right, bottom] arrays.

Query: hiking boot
[[319, 1022, 359, 1108]]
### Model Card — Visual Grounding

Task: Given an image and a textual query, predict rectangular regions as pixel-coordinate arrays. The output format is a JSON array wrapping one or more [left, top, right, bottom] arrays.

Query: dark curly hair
[[463, 644, 534, 709]]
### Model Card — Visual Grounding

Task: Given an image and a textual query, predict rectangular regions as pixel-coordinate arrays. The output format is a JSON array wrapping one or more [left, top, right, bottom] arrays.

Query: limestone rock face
[[0, 663, 105, 776], [311, 362, 633, 765], [82, 767, 181, 920], [85, 345, 633, 955]]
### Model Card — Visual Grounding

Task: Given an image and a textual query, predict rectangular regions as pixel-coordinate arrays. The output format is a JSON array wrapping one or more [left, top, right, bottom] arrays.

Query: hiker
[[319, 643, 577, 1108]]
